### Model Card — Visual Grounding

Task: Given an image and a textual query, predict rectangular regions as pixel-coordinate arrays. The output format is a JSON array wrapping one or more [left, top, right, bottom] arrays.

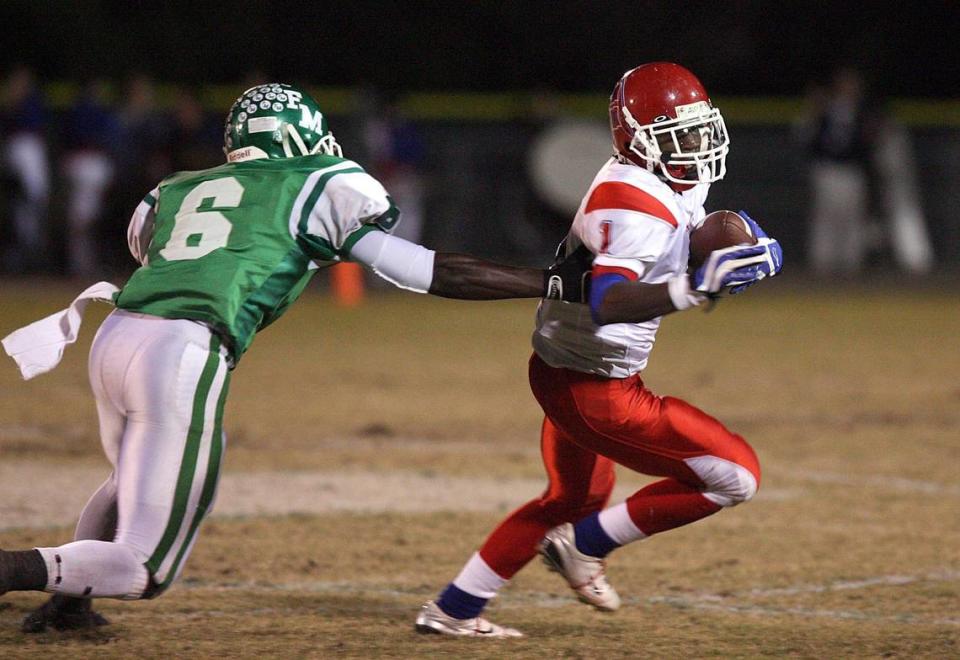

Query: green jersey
[[115, 154, 399, 362]]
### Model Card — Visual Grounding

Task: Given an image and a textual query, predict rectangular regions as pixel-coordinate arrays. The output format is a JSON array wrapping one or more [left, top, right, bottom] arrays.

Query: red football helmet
[[609, 62, 729, 185]]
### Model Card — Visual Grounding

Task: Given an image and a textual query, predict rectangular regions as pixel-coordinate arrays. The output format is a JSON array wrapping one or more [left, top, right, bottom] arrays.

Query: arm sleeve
[[296, 165, 402, 260], [346, 229, 435, 294], [127, 186, 160, 265]]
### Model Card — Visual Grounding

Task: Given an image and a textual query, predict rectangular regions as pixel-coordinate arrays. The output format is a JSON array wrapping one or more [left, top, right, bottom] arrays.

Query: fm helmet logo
[[299, 107, 324, 134]]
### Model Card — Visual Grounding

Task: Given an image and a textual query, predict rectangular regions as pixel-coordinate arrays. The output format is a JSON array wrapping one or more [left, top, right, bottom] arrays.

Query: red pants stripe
[[478, 353, 760, 579]]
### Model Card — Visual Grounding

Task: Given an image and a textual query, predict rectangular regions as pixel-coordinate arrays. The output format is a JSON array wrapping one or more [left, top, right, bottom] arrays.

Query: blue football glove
[[727, 264, 767, 294], [738, 210, 784, 275], [693, 243, 771, 295], [726, 210, 785, 294], [738, 210, 770, 239]]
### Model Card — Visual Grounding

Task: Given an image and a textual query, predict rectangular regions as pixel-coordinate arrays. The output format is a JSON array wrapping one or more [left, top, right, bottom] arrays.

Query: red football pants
[[479, 353, 760, 579]]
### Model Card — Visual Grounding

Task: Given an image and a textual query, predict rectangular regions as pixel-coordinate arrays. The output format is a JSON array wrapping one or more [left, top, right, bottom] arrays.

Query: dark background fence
[[2, 1, 959, 277]]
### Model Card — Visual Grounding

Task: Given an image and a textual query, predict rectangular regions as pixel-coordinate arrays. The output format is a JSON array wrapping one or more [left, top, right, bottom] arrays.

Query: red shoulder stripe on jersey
[[592, 264, 639, 281], [585, 181, 677, 228]]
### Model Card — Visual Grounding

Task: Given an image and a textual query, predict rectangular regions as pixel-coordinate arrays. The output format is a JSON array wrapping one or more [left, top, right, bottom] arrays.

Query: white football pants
[[35, 309, 231, 599]]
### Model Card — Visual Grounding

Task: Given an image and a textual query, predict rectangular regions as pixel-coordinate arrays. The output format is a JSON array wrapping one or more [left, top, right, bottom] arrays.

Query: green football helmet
[[223, 83, 342, 162]]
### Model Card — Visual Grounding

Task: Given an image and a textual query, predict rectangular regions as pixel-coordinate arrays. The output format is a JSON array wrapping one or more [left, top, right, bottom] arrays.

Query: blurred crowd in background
[[0, 63, 941, 282], [794, 66, 934, 277], [0, 66, 225, 277], [0, 65, 428, 280]]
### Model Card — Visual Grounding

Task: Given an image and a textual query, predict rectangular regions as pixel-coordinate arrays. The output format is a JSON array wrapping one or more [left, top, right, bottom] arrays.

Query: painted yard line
[[646, 596, 960, 627], [739, 569, 960, 598], [779, 468, 960, 496], [164, 569, 960, 627]]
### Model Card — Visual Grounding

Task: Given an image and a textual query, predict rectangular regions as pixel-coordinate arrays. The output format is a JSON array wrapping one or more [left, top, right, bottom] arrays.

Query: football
[[688, 210, 757, 270]]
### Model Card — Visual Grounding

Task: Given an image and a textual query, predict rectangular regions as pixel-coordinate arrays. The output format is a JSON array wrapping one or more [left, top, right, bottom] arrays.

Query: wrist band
[[667, 275, 706, 311]]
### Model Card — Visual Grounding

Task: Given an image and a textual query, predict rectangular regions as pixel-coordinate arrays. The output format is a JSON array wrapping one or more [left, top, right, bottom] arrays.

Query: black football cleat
[[21, 594, 110, 633]]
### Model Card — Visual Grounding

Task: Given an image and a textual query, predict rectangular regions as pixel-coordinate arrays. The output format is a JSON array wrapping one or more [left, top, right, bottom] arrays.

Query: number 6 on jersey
[[159, 177, 243, 261]]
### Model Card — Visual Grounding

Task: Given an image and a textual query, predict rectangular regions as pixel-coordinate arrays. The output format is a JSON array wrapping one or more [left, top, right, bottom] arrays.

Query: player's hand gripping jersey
[[533, 157, 709, 378], [117, 154, 399, 362]]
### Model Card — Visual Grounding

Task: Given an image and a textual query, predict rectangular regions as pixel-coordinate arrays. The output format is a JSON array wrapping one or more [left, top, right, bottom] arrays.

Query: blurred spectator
[[1, 65, 50, 273], [872, 110, 934, 274], [796, 66, 877, 276], [797, 66, 933, 276], [108, 74, 172, 272], [361, 92, 427, 244], [61, 78, 119, 277], [168, 88, 222, 172], [115, 74, 172, 187]]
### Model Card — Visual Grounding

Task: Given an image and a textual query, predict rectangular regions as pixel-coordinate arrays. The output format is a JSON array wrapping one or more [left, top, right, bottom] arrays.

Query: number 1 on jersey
[[160, 177, 244, 261], [599, 220, 613, 254]]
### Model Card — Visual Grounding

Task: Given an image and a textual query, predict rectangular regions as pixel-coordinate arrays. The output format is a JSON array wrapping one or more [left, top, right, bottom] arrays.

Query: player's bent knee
[[684, 455, 759, 507]]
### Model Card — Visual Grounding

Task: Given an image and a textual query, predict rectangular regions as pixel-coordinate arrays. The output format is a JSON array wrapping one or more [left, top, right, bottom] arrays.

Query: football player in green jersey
[[0, 83, 590, 632]]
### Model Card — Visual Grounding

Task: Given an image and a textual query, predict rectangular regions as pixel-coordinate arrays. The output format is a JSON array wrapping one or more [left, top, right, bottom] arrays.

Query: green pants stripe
[[158, 368, 232, 591], [145, 335, 223, 578]]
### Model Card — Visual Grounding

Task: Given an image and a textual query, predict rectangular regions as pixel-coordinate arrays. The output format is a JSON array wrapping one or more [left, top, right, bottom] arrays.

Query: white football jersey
[[533, 157, 710, 378]]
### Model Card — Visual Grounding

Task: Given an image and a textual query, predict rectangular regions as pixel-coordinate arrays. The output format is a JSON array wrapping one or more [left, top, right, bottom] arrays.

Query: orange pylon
[[331, 262, 365, 306]]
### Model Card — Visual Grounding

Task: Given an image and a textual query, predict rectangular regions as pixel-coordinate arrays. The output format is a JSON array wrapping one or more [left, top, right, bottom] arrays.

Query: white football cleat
[[414, 600, 523, 638], [539, 523, 621, 611]]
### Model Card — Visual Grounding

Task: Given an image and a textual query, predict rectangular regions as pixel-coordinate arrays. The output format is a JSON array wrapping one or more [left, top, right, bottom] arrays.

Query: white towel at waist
[[2, 281, 119, 380]]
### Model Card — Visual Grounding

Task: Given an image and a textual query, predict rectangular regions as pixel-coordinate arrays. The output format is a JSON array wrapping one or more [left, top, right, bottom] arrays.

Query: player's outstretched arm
[[429, 252, 543, 299], [347, 230, 590, 302]]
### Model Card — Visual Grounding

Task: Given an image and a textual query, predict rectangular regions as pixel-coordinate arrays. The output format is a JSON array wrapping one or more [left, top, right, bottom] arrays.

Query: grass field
[[0, 276, 958, 658]]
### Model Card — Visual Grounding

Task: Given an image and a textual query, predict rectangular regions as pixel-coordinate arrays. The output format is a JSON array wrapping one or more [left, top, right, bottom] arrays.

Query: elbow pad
[[347, 230, 435, 293]]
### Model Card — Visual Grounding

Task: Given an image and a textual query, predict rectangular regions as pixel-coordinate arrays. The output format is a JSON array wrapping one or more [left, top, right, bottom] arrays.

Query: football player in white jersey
[[416, 62, 783, 638]]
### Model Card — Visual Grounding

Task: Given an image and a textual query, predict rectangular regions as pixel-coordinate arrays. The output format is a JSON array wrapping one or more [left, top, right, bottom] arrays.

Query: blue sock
[[436, 583, 488, 619], [573, 512, 621, 558]]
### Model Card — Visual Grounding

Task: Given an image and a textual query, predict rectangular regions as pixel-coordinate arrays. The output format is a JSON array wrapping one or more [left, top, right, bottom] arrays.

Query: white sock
[[598, 502, 647, 546], [36, 540, 149, 600], [451, 552, 508, 599]]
